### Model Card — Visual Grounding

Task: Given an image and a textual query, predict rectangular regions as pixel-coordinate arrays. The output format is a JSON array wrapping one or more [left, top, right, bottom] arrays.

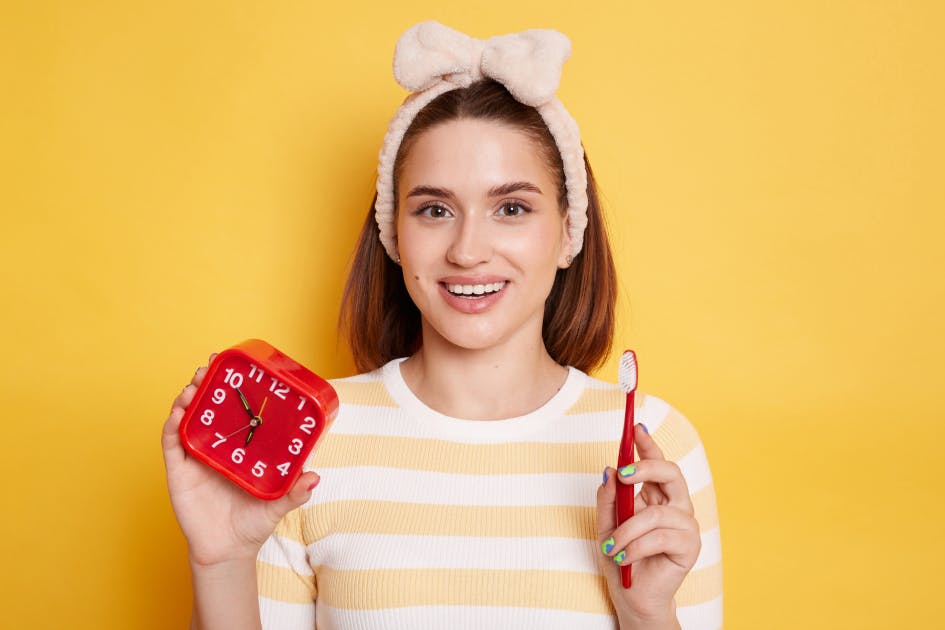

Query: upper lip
[[439, 275, 508, 285]]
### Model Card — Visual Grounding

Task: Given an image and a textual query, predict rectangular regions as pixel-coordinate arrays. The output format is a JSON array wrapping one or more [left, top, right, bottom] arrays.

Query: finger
[[171, 380, 200, 410], [613, 525, 701, 570], [161, 405, 187, 466], [601, 504, 695, 561], [615, 459, 692, 511], [635, 422, 665, 461], [265, 471, 321, 524], [595, 467, 618, 538], [191, 364, 209, 387]]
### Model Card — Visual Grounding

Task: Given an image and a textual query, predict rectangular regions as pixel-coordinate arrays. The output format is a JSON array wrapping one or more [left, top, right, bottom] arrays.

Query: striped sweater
[[257, 358, 723, 629]]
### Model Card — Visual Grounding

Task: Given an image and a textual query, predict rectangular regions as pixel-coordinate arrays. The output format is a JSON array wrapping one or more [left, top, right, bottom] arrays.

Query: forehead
[[398, 119, 556, 190]]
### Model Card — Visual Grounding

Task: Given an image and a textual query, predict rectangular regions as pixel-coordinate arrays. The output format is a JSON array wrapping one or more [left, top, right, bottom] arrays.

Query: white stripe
[[302, 455, 707, 511], [258, 596, 314, 630], [258, 534, 311, 575], [262, 528, 721, 580], [693, 527, 722, 571], [315, 603, 617, 630], [307, 533, 602, 574], [307, 467, 603, 507], [677, 442, 713, 494], [676, 594, 723, 630]]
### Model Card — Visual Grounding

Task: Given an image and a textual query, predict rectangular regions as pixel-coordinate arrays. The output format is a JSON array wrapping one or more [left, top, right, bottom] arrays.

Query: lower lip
[[438, 283, 507, 314]]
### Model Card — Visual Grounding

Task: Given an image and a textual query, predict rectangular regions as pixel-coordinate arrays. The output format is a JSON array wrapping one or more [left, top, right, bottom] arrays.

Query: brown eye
[[497, 202, 531, 217], [417, 204, 452, 218]]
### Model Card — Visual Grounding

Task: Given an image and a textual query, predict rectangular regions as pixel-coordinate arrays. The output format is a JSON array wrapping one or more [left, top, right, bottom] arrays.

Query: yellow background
[[1, 1, 942, 627]]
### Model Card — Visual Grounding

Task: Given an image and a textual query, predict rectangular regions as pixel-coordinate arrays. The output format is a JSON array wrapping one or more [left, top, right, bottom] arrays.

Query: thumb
[[267, 471, 320, 521], [596, 467, 618, 539]]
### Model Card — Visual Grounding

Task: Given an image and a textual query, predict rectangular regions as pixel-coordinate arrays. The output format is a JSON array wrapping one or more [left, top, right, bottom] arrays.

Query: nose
[[446, 213, 492, 267]]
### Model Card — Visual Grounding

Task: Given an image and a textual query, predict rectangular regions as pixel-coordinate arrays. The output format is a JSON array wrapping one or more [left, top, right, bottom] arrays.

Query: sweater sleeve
[[649, 401, 723, 630], [256, 506, 316, 629]]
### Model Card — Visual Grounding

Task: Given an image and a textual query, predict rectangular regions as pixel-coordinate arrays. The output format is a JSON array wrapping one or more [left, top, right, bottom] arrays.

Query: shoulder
[[327, 364, 395, 408], [568, 370, 706, 463]]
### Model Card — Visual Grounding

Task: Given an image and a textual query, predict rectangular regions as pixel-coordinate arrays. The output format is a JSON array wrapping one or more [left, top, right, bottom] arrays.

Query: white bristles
[[618, 349, 637, 392]]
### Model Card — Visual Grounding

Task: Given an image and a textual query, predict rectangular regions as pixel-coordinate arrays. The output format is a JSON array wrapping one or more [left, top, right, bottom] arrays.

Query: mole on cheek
[[414, 275, 420, 280]]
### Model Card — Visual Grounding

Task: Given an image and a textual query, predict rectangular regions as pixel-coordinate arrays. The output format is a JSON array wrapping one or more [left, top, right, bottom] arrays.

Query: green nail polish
[[601, 537, 615, 554], [613, 550, 627, 564], [618, 464, 636, 477]]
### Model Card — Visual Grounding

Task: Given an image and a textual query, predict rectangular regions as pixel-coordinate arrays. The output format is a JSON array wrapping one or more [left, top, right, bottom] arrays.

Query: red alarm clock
[[179, 339, 338, 500]]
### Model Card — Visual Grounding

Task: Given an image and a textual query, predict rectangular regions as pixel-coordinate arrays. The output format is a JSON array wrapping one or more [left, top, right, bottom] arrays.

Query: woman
[[163, 21, 722, 630]]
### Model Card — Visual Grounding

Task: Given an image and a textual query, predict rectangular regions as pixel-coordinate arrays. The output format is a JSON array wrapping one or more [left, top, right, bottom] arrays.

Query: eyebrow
[[405, 181, 543, 200]]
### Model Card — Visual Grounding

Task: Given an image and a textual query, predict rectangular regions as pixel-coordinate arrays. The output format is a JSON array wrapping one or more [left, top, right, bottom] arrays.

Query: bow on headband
[[393, 21, 572, 107]]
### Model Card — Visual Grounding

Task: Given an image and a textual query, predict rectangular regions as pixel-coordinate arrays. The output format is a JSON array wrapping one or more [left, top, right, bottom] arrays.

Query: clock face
[[180, 351, 329, 499]]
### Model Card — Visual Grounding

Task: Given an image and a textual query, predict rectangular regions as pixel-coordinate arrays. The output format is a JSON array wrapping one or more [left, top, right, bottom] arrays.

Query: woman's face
[[396, 118, 571, 354]]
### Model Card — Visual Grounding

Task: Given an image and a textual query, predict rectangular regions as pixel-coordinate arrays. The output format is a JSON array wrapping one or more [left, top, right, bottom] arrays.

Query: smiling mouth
[[442, 281, 507, 298]]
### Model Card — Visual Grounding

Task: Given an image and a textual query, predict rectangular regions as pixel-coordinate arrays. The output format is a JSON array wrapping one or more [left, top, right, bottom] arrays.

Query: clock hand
[[235, 387, 255, 419], [245, 397, 268, 446], [222, 422, 253, 440]]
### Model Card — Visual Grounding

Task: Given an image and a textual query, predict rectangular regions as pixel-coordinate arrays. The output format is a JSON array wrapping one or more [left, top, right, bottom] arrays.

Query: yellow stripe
[[676, 561, 723, 606], [300, 501, 598, 543], [288, 499, 715, 544], [315, 567, 614, 614], [565, 387, 646, 415], [257, 561, 315, 604], [692, 483, 719, 531], [652, 407, 702, 463], [332, 379, 397, 407], [312, 434, 615, 474], [272, 504, 304, 541]]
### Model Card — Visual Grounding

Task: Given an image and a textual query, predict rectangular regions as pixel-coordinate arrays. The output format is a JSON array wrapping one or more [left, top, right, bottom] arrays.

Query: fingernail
[[638, 423, 649, 434], [307, 476, 320, 491], [618, 464, 637, 478], [601, 537, 615, 554], [602, 468, 610, 485], [613, 550, 627, 564]]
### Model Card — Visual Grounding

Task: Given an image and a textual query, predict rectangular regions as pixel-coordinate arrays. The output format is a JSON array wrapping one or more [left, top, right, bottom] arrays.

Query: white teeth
[[445, 281, 506, 296]]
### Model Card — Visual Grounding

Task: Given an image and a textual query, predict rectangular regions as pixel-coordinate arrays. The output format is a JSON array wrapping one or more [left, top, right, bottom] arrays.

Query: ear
[[557, 212, 574, 268]]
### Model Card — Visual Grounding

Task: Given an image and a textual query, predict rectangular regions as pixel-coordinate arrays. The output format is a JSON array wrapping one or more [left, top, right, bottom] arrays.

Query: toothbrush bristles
[[618, 350, 637, 392]]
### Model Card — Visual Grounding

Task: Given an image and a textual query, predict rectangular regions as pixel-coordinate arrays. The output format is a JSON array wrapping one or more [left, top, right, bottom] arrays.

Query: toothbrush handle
[[616, 390, 635, 589]]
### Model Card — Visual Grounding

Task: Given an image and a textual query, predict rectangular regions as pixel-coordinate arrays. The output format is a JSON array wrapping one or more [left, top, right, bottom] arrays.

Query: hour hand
[[245, 397, 267, 446], [235, 387, 255, 419]]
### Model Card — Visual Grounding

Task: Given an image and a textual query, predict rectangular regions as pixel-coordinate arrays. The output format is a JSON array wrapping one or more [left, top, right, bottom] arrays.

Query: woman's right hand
[[161, 354, 320, 568]]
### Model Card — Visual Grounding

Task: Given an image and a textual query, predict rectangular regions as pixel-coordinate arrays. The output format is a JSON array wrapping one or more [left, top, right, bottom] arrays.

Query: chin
[[429, 322, 507, 352]]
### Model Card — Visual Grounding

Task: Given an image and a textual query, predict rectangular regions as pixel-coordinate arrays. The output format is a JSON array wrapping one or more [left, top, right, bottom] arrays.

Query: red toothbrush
[[616, 349, 638, 589]]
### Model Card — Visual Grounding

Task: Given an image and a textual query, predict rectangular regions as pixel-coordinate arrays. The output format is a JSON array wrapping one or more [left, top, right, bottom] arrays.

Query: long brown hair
[[339, 80, 616, 373]]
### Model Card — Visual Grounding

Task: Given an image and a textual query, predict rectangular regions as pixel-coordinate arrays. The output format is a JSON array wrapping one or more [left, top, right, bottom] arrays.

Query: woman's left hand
[[596, 424, 701, 629]]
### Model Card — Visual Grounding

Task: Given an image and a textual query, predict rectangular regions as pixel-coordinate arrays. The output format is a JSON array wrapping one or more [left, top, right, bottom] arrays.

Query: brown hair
[[339, 80, 616, 373]]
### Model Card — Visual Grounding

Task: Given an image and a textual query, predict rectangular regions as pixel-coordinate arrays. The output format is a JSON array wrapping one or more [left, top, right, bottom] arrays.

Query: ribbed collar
[[381, 357, 586, 441]]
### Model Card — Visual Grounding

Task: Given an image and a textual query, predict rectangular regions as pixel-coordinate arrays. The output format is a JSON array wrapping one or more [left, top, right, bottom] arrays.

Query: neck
[[399, 322, 569, 420]]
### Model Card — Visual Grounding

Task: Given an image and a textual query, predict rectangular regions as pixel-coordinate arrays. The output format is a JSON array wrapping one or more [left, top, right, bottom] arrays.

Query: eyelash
[[414, 200, 534, 218]]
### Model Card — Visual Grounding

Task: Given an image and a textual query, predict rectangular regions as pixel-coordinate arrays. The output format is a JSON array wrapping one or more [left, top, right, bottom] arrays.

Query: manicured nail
[[638, 423, 649, 434], [602, 468, 610, 485], [601, 537, 615, 554], [613, 550, 627, 564], [618, 464, 637, 478]]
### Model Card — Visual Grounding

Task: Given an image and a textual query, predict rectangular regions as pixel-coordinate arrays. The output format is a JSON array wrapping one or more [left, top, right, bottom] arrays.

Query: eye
[[496, 201, 532, 217], [416, 204, 453, 219]]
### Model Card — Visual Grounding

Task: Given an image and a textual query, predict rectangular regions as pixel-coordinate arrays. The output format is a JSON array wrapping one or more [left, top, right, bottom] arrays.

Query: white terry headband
[[374, 20, 589, 262]]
